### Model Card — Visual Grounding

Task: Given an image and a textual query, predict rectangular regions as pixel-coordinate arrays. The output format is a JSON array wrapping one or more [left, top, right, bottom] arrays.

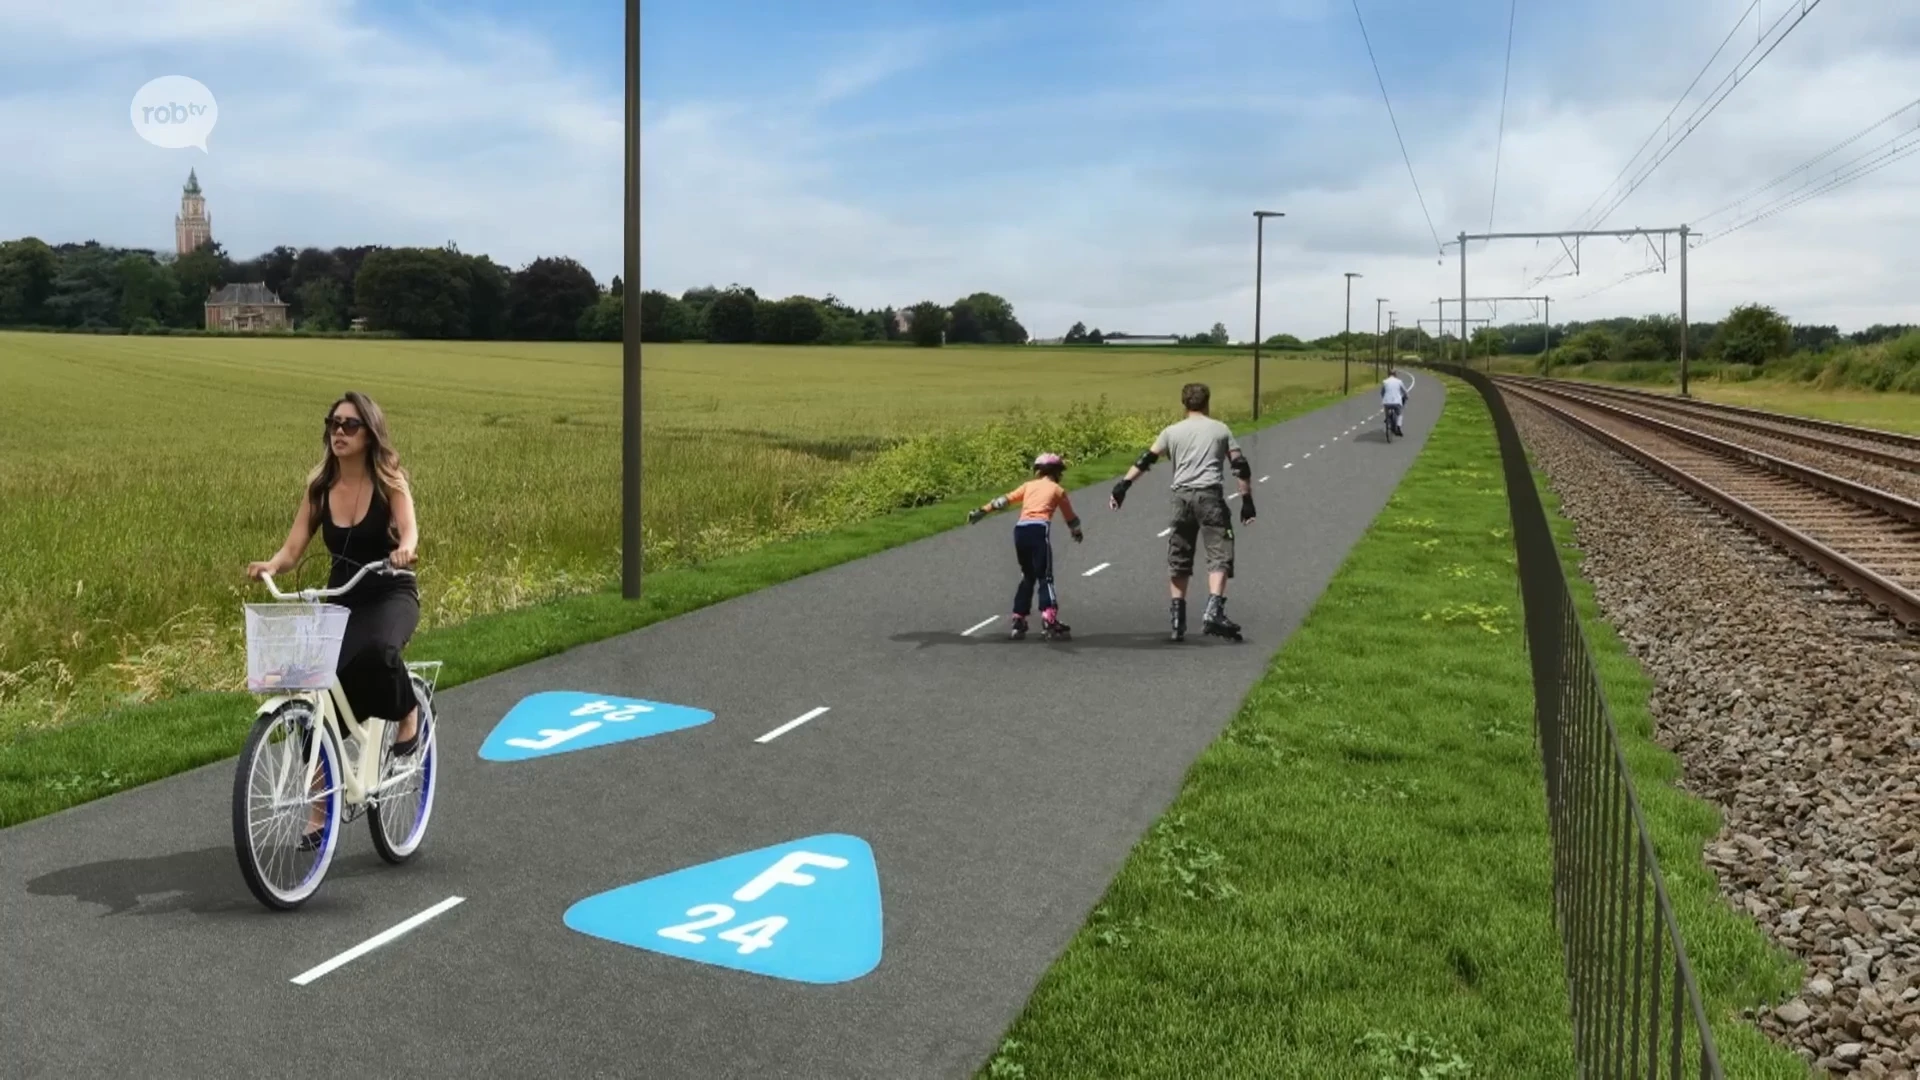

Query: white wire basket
[[244, 602, 350, 692]]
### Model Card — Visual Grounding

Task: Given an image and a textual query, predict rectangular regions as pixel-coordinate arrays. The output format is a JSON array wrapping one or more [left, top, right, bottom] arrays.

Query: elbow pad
[[1133, 448, 1159, 471], [1230, 455, 1252, 480]]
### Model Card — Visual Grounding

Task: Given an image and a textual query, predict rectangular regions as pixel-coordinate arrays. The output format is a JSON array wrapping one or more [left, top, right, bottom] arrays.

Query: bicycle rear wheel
[[369, 672, 439, 864], [232, 700, 341, 910]]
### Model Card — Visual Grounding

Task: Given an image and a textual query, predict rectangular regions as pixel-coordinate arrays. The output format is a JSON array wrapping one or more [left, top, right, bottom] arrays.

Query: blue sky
[[2, 0, 1916, 339]]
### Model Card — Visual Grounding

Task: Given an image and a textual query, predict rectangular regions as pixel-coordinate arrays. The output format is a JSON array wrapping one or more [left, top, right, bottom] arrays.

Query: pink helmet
[[1033, 452, 1064, 469]]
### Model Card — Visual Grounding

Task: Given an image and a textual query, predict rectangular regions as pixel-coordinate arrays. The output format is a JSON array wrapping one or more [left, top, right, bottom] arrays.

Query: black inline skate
[[1009, 615, 1028, 640], [1201, 595, 1242, 641]]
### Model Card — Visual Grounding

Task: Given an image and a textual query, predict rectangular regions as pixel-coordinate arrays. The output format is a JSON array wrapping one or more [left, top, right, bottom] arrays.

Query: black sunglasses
[[324, 416, 367, 435]]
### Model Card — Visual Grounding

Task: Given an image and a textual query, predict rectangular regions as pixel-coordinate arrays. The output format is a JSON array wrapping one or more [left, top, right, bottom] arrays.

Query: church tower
[[175, 168, 212, 255]]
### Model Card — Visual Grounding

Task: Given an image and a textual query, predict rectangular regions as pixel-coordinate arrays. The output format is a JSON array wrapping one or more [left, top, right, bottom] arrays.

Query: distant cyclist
[[1108, 382, 1254, 641], [1381, 369, 1410, 437]]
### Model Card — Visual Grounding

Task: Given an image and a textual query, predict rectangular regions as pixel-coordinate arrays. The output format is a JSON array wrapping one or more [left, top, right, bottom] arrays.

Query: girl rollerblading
[[968, 453, 1083, 640]]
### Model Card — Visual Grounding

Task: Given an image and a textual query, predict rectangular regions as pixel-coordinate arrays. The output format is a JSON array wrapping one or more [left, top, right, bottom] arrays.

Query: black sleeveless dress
[[321, 484, 421, 723]]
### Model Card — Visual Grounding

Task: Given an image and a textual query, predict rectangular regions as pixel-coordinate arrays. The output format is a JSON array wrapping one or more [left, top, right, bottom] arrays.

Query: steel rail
[[1503, 382, 1920, 630], [1502, 375, 1920, 460]]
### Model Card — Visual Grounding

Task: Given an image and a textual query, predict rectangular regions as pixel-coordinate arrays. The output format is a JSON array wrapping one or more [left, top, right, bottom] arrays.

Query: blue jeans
[[1012, 522, 1057, 616]]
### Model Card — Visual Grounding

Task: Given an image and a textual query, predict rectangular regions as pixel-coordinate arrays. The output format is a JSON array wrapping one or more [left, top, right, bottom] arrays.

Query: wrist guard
[[1111, 477, 1132, 506], [1239, 495, 1256, 523]]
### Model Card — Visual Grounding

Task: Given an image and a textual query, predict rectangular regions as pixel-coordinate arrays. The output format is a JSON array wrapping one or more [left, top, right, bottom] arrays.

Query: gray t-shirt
[[1154, 414, 1241, 489]]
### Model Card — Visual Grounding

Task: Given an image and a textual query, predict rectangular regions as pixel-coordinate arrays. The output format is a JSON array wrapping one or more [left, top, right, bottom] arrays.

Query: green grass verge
[[0, 389, 1342, 828], [976, 379, 1807, 1078]]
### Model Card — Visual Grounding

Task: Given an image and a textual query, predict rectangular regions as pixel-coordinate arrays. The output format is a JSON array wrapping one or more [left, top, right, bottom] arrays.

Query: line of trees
[[8, 231, 1906, 363], [0, 235, 619, 340], [640, 287, 1031, 348], [1464, 305, 1915, 368]]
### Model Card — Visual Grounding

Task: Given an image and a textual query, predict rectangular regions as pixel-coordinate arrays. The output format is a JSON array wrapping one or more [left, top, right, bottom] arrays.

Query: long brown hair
[[306, 391, 410, 541]]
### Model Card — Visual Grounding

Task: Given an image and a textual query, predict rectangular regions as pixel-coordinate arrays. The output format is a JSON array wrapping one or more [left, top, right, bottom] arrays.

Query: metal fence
[[1444, 364, 1726, 1078]]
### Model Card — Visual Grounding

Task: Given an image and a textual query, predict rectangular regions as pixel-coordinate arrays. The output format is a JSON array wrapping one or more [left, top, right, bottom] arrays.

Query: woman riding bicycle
[[247, 391, 423, 761]]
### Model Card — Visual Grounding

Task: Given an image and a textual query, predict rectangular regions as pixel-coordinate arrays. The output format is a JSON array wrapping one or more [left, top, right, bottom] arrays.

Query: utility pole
[[1374, 297, 1387, 379], [1458, 231, 1468, 370], [1252, 211, 1284, 418], [1543, 295, 1552, 376], [1449, 225, 1692, 389], [1419, 315, 1489, 359], [1439, 294, 1550, 376], [1386, 310, 1397, 378], [1343, 271, 1361, 394], [621, 0, 642, 600], [1679, 225, 1691, 397]]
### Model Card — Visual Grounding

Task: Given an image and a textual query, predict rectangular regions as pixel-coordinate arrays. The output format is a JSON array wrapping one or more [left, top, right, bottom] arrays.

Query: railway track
[[1498, 379, 1920, 631], [1500, 375, 1920, 474]]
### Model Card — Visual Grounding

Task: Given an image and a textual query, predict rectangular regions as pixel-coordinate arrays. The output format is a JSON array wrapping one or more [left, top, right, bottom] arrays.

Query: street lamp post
[[1343, 272, 1362, 395], [1373, 297, 1387, 380], [622, 0, 642, 599], [1251, 211, 1284, 419]]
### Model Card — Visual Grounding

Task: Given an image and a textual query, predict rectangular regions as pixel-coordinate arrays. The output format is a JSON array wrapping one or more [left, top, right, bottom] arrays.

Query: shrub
[[805, 398, 1158, 525]]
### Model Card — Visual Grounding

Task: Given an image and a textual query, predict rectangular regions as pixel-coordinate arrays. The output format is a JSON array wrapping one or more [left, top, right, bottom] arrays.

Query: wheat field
[[0, 332, 1343, 733]]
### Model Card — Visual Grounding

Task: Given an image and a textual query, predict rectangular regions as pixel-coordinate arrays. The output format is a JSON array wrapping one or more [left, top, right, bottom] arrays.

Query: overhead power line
[[1557, 1, 1757, 240], [1524, 0, 1825, 289], [1698, 122, 1920, 244], [1691, 96, 1920, 230], [1486, 0, 1519, 235], [1349, 0, 1444, 254]]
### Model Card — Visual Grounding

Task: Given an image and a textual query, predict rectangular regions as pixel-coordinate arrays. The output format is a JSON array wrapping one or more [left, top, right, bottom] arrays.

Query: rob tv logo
[[129, 76, 219, 152]]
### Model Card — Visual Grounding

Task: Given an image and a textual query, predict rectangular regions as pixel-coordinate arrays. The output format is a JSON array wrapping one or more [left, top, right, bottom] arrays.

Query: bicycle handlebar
[[260, 559, 415, 602]]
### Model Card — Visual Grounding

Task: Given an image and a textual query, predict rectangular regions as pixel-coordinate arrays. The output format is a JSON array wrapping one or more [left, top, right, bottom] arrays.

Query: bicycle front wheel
[[232, 700, 341, 910]]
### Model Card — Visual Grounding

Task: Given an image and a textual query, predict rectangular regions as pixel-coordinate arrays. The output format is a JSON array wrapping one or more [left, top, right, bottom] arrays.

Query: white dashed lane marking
[[756, 707, 831, 744], [291, 897, 466, 986]]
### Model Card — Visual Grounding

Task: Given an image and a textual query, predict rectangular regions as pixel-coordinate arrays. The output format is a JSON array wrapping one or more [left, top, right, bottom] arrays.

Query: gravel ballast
[[1509, 394, 1920, 1078]]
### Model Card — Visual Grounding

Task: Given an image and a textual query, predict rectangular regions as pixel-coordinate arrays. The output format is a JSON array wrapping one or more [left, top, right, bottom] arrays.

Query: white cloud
[[2, 1, 1916, 341], [635, 4, 1920, 340], [0, 0, 618, 275]]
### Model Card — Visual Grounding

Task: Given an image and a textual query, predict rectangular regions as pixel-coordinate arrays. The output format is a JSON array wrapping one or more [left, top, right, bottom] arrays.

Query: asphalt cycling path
[[2, 379, 1441, 1080]]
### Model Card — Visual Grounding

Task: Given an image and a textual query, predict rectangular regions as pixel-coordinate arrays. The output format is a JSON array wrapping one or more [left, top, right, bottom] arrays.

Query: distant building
[[175, 169, 212, 255], [205, 283, 291, 332], [1101, 333, 1180, 346]]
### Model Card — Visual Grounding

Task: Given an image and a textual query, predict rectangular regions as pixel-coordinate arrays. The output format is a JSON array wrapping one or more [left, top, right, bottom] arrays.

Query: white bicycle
[[232, 559, 441, 911]]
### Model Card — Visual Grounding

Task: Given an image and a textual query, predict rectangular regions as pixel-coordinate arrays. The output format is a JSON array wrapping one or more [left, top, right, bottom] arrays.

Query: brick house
[[205, 283, 291, 332]]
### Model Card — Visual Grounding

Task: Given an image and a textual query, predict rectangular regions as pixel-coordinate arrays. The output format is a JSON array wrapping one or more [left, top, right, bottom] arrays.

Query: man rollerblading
[[1109, 382, 1256, 642]]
